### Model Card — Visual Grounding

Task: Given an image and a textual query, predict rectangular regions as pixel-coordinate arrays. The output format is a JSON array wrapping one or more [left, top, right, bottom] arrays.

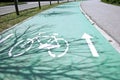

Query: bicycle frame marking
[[1, 32, 100, 58], [38, 33, 69, 57], [4, 32, 69, 58]]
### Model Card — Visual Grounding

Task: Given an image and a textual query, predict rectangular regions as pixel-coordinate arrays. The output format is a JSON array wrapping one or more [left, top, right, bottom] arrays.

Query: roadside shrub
[[101, 0, 120, 5]]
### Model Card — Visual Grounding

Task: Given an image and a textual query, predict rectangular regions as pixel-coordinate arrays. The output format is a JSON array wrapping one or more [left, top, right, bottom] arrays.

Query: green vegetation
[[101, 0, 120, 6], [0, 2, 25, 7], [0, 2, 66, 32]]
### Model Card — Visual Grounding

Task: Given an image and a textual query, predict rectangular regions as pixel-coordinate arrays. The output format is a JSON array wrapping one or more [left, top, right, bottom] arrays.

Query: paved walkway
[[81, 0, 120, 45], [0, 2, 120, 80]]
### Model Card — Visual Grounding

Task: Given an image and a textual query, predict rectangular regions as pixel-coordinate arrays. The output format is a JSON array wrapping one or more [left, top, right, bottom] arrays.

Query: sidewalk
[[81, 0, 120, 45]]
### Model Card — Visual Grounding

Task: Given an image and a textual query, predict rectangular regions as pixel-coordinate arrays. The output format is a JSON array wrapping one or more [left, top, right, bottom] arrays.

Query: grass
[[0, 2, 66, 33]]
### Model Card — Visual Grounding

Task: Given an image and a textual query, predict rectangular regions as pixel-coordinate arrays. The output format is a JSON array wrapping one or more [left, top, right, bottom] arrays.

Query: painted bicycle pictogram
[[8, 32, 69, 58]]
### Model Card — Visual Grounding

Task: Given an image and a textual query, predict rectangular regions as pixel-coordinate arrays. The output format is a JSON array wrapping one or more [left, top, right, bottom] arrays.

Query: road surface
[[81, 0, 120, 45], [0, 1, 120, 80]]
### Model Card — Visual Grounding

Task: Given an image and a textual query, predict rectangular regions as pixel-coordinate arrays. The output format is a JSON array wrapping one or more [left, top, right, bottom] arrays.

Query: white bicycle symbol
[[8, 32, 69, 58]]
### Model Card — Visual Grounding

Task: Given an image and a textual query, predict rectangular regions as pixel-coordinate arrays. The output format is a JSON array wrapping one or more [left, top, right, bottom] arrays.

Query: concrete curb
[[80, 2, 120, 53]]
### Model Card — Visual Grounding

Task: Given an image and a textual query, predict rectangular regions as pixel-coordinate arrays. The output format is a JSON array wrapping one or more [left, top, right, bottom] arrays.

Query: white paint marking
[[48, 51, 56, 57], [39, 43, 60, 49], [57, 39, 69, 57], [0, 34, 14, 43], [8, 40, 24, 57], [80, 6, 120, 53], [82, 33, 99, 57]]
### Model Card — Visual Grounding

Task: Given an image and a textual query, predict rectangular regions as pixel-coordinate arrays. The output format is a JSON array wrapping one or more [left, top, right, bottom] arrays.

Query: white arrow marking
[[82, 33, 99, 57]]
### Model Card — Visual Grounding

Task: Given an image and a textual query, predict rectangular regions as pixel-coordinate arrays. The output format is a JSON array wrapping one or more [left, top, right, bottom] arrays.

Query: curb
[[80, 2, 120, 53]]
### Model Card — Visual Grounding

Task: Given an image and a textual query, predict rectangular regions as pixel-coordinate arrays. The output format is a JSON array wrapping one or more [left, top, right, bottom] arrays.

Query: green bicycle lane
[[0, 2, 120, 80]]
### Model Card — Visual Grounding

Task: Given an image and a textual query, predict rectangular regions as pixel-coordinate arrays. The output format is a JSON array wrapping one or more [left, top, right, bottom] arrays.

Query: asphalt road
[[0, 0, 67, 15], [81, 0, 120, 45]]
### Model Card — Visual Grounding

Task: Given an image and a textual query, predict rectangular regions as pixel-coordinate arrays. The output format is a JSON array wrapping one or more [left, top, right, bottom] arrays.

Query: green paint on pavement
[[0, 2, 120, 80]]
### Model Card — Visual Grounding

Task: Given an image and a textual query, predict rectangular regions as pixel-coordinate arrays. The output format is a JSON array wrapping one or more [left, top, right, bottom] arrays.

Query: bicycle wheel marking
[[57, 38, 69, 57], [8, 39, 34, 57], [7, 33, 69, 58], [2, 32, 101, 58], [8, 40, 24, 57], [47, 38, 69, 58]]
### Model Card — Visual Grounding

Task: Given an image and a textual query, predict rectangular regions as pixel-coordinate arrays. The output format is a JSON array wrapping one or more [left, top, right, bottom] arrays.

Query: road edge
[[79, 2, 120, 53], [0, 2, 66, 35]]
